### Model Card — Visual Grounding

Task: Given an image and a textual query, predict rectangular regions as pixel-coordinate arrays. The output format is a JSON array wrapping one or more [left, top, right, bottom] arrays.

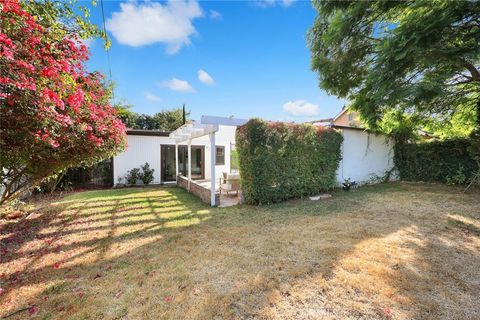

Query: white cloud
[[197, 69, 215, 85], [281, 0, 295, 7], [209, 9, 222, 20], [106, 0, 203, 54], [283, 100, 319, 117], [144, 91, 161, 102], [159, 78, 195, 92], [254, 0, 295, 8]]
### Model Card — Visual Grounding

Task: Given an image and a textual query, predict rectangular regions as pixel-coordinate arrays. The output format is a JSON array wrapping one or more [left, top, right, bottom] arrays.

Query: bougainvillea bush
[[0, 1, 126, 204], [236, 119, 343, 205]]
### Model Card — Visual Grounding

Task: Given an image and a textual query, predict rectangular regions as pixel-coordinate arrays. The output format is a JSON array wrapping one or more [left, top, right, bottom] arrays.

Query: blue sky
[[85, 0, 345, 122]]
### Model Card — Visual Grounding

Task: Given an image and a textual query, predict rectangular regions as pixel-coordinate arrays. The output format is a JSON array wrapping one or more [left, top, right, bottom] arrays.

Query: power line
[[100, 0, 115, 104]]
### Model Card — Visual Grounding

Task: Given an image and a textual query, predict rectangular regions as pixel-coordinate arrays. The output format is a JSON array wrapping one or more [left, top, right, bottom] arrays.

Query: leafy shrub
[[394, 139, 478, 184], [140, 162, 155, 185], [125, 168, 141, 185], [236, 119, 343, 205], [446, 167, 467, 185], [123, 163, 155, 186]]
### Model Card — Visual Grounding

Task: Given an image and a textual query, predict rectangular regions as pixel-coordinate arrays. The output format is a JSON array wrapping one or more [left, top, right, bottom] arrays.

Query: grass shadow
[[0, 183, 478, 319]]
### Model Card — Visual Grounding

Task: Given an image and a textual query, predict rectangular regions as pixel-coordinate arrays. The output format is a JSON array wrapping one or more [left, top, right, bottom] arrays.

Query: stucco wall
[[190, 125, 236, 183], [113, 125, 236, 185], [336, 129, 395, 184]]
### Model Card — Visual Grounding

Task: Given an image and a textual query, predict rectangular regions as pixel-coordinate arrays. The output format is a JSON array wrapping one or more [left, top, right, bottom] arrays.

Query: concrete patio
[[192, 179, 241, 207]]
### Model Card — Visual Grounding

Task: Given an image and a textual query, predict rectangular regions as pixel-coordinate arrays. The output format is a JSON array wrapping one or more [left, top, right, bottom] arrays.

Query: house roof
[[332, 107, 348, 122], [126, 129, 170, 137], [331, 124, 367, 132]]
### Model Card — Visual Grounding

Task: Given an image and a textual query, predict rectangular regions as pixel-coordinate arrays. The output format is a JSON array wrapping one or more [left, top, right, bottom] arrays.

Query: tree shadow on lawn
[[0, 183, 479, 319], [247, 184, 480, 320], [0, 187, 212, 315]]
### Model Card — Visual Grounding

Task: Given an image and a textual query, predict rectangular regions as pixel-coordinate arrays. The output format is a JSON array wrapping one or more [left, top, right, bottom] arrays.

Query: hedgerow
[[236, 119, 343, 205], [394, 139, 478, 184]]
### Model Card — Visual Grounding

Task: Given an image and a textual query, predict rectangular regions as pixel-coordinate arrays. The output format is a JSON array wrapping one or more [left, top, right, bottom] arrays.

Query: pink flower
[[28, 305, 39, 316], [383, 308, 393, 318], [0, 32, 14, 48], [43, 88, 64, 109], [67, 88, 84, 112], [41, 66, 57, 78], [49, 139, 60, 148]]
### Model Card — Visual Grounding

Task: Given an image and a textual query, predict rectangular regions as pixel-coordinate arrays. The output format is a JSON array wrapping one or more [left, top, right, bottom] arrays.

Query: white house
[[312, 108, 396, 184], [114, 113, 396, 206], [114, 124, 238, 186], [334, 126, 395, 184]]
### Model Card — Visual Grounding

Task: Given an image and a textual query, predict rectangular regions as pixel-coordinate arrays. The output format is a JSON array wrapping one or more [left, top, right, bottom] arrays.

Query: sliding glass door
[[161, 145, 204, 182]]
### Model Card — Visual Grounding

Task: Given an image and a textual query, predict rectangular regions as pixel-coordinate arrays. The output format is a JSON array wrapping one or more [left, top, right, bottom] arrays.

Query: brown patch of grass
[[0, 183, 479, 319]]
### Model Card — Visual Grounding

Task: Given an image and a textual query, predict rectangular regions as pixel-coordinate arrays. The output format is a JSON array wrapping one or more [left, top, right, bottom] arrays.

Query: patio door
[[161, 145, 177, 182], [161, 145, 204, 182], [190, 146, 204, 179]]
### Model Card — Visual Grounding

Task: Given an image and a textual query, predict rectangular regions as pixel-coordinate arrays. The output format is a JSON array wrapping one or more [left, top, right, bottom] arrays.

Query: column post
[[187, 139, 192, 191], [175, 143, 179, 180], [209, 132, 216, 206]]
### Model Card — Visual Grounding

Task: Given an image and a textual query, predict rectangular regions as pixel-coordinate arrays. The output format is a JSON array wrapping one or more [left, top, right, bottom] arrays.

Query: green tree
[[308, 0, 480, 130], [152, 108, 188, 131], [114, 104, 189, 131], [23, 0, 110, 48], [114, 102, 140, 129]]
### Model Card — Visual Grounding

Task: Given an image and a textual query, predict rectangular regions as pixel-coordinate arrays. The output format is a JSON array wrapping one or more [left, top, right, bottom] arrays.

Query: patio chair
[[219, 173, 240, 196]]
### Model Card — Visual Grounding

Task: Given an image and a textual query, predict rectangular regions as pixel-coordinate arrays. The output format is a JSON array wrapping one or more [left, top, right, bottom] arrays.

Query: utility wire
[[100, 0, 115, 104]]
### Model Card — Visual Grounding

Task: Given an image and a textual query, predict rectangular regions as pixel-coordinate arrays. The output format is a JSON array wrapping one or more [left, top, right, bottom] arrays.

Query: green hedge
[[394, 139, 478, 184], [236, 119, 343, 205]]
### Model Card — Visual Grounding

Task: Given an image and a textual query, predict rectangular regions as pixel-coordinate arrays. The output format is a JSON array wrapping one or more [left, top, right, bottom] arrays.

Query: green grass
[[0, 183, 479, 320]]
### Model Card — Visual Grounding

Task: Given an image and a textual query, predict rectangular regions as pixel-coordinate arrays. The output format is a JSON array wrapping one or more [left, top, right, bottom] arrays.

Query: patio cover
[[169, 116, 248, 206]]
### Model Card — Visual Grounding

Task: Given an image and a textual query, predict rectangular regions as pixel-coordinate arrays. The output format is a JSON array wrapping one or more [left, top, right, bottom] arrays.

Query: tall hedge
[[236, 119, 343, 205], [394, 139, 478, 184]]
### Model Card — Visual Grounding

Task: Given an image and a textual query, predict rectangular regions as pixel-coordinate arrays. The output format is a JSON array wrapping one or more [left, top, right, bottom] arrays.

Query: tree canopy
[[115, 103, 189, 131], [308, 0, 480, 133], [0, 1, 125, 204]]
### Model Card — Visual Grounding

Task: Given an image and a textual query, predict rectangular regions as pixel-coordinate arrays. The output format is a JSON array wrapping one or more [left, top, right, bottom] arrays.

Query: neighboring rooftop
[[126, 129, 170, 136]]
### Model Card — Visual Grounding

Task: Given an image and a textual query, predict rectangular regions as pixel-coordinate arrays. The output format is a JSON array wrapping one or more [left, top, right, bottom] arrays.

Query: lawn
[[0, 183, 479, 319]]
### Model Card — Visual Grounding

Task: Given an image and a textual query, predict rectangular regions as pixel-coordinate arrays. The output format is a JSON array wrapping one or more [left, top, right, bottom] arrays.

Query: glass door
[[161, 145, 204, 182], [190, 147, 204, 179], [161, 145, 177, 182]]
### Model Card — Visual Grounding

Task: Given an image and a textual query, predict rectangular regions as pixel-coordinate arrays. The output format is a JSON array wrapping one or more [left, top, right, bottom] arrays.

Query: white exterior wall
[[190, 125, 236, 181], [113, 125, 236, 185], [336, 129, 395, 184], [114, 135, 167, 185]]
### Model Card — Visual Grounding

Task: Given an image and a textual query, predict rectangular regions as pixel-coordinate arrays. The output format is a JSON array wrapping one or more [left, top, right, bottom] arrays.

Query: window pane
[[216, 146, 225, 165]]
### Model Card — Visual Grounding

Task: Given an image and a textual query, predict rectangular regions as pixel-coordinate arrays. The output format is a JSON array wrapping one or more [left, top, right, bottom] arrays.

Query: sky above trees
[[84, 0, 345, 122]]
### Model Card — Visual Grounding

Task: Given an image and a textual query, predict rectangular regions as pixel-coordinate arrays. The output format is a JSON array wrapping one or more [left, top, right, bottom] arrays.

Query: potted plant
[[342, 178, 351, 191]]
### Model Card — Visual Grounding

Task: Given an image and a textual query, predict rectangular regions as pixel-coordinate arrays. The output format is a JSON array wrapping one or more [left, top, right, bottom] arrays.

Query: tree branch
[[462, 60, 480, 81]]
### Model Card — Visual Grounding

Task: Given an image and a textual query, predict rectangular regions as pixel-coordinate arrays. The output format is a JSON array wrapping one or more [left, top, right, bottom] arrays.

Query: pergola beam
[[169, 116, 248, 207], [201, 115, 248, 127], [169, 122, 218, 143]]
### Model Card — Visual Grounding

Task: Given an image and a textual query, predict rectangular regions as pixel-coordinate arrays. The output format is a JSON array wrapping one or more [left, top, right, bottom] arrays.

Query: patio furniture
[[220, 173, 240, 196]]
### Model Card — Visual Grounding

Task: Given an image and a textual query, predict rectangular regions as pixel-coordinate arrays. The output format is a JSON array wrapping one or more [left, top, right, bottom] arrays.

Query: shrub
[[446, 167, 467, 186], [236, 119, 343, 205], [394, 139, 478, 184], [0, 1, 126, 205], [140, 162, 155, 185], [125, 168, 141, 186]]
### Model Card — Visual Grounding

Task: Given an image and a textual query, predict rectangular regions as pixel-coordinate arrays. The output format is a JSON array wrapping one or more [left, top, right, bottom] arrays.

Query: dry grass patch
[[0, 183, 479, 319]]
